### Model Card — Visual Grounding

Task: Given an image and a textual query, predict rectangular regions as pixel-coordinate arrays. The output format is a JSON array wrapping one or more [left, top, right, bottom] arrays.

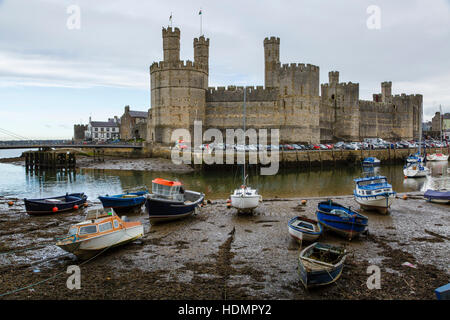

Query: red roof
[[152, 178, 182, 187]]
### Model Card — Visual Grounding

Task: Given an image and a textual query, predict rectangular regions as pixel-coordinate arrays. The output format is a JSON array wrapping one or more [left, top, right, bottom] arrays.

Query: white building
[[85, 117, 120, 142]]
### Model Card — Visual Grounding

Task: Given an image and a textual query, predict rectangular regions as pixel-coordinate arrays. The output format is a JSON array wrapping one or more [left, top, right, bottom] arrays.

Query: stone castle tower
[[147, 26, 421, 145], [148, 27, 209, 144]]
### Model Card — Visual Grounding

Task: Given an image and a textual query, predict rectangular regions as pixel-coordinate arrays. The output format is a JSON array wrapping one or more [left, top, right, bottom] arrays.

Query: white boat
[[287, 216, 322, 243], [56, 209, 144, 259], [230, 185, 262, 213], [354, 176, 396, 214], [426, 153, 449, 161], [403, 162, 429, 178], [230, 86, 262, 213]]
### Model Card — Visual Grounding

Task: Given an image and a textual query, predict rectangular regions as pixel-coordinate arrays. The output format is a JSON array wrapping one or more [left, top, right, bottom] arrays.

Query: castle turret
[[148, 27, 208, 144], [194, 36, 210, 73], [381, 81, 392, 103], [162, 27, 180, 62], [264, 37, 280, 88], [328, 71, 339, 85]]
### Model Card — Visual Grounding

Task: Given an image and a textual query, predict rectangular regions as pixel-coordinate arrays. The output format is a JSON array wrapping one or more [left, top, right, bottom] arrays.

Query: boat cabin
[[354, 176, 393, 196], [66, 210, 133, 240], [151, 178, 184, 201]]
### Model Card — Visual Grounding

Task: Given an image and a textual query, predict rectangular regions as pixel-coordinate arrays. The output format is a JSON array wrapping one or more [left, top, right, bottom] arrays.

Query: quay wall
[[152, 147, 449, 168]]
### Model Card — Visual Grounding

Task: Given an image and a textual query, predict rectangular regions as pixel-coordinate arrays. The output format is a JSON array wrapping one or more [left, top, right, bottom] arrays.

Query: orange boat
[[56, 209, 144, 259]]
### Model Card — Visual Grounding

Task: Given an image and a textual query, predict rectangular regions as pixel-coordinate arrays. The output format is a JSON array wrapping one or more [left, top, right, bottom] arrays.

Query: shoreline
[[0, 194, 448, 300], [0, 155, 195, 173]]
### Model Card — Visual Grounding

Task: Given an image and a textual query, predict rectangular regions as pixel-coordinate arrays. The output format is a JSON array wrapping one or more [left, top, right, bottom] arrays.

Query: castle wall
[[205, 86, 278, 141], [277, 63, 320, 144], [320, 80, 359, 142]]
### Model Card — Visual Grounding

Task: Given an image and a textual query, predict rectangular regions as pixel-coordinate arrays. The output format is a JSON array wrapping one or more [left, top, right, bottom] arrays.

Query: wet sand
[[0, 194, 448, 300], [0, 156, 194, 173]]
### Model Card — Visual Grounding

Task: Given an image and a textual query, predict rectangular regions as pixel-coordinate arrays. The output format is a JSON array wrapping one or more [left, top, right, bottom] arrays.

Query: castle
[[147, 27, 422, 145]]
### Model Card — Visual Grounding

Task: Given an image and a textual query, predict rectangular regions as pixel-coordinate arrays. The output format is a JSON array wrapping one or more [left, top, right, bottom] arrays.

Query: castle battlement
[[194, 36, 209, 46], [264, 36, 280, 44], [162, 26, 180, 37], [206, 85, 278, 102], [321, 82, 359, 89], [150, 60, 208, 73], [278, 63, 319, 74]]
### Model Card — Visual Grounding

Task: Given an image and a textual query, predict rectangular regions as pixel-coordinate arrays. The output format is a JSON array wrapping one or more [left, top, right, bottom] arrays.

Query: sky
[[0, 0, 449, 139]]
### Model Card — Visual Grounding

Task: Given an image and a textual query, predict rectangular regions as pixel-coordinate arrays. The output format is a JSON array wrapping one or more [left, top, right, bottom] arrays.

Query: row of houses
[[423, 112, 450, 139], [73, 106, 148, 142]]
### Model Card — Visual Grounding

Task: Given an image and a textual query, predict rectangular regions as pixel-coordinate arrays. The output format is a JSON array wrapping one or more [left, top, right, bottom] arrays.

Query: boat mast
[[243, 86, 246, 186], [419, 100, 422, 155]]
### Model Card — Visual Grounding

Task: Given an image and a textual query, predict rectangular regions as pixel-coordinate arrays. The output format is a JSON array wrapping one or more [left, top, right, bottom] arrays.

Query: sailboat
[[230, 87, 262, 213], [404, 106, 429, 178], [427, 105, 449, 161]]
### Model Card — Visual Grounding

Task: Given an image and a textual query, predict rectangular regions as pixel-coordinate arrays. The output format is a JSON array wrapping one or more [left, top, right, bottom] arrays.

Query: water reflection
[[0, 162, 449, 200]]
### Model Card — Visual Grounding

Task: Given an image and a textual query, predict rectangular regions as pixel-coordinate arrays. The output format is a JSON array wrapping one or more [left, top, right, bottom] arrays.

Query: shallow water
[[0, 161, 448, 200]]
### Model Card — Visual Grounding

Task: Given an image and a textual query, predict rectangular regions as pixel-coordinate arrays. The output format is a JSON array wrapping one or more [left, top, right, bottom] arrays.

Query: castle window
[[331, 94, 335, 100]]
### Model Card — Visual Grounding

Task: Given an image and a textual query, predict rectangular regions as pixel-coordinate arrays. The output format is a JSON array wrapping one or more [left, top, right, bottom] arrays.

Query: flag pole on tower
[[169, 12, 173, 28], [199, 8, 202, 36]]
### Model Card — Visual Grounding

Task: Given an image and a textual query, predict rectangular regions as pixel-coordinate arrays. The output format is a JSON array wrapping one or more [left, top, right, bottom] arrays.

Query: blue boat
[[423, 190, 450, 204], [298, 242, 347, 288], [362, 157, 380, 166], [24, 193, 87, 216], [145, 178, 205, 223], [435, 283, 450, 300], [316, 200, 368, 239], [406, 152, 424, 163], [98, 191, 148, 214]]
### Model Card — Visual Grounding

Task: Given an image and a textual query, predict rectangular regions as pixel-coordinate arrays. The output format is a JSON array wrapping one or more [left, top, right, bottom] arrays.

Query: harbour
[[0, 159, 448, 299]]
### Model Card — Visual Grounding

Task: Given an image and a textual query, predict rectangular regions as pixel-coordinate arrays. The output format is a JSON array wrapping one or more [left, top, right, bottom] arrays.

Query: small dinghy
[[98, 191, 148, 214], [354, 176, 396, 214], [56, 209, 144, 259], [298, 242, 347, 288], [403, 161, 428, 178], [424, 190, 450, 204], [145, 178, 204, 223], [288, 216, 322, 243], [362, 157, 380, 166], [24, 193, 87, 215], [316, 200, 368, 240]]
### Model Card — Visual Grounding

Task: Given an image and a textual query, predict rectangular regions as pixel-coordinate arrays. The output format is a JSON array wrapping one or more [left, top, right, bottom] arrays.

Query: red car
[[313, 145, 321, 150]]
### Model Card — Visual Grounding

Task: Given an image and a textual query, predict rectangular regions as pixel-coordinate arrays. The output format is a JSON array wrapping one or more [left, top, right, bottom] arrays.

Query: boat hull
[[427, 154, 449, 161], [316, 202, 368, 240], [24, 193, 87, 215], [424, 190, 450, 204], [98, 195, 146, 214], [230, 195, 260, 212], [403, 167, 428, 178], [287, 217, 322, 243], [354, 194, 394, 214], [298, 243, 347, 288], [57, 225, 144, 260], [145, 191, 204, 223]]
